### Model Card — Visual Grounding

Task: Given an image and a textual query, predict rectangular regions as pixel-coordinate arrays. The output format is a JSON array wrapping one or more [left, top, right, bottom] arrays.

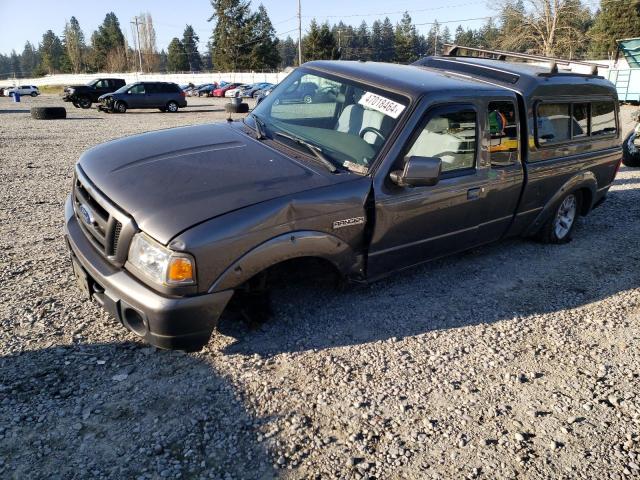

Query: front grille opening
[[73, 172, 128, 262], [109, 221, 122, 256]]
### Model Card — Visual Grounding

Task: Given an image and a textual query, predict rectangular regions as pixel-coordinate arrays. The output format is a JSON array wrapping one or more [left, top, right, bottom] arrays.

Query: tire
[[166, 101, 179, 113], [30, 107, 66, 120], [8, 92, 13, 97], [622, 131, 640, 167], [77, 97, 92, 109], [224, 102, 249, 114], [537, 191, 581, 244], [115, 101, 127, 113], [30, 92, 37, 97], [303, 94, 313, 104]]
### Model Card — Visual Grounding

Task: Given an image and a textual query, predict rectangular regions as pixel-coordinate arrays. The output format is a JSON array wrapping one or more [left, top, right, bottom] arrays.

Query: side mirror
[[390, 156, 442, 187]]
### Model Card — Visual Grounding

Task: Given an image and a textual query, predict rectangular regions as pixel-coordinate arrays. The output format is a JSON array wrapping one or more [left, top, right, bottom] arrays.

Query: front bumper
[[64, 196, 234, 351]]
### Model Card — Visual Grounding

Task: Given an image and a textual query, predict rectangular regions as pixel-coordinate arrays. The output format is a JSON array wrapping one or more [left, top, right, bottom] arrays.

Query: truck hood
[[78, 123, 351, 244]]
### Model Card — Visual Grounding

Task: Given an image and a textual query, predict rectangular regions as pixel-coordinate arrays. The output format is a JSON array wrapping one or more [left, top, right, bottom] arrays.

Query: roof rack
[[443, 44, 608, 75]]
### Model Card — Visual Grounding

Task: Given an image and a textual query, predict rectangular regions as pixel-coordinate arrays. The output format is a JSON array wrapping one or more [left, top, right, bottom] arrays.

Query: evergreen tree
[[379, 17, 395, 62], [40, 30, 64, 74], [91, 12, 126, 71], [10, 50, 21, 76], [158, 49, 168, 72], [182, 25, 203, 71], [20, 42, 40, 77], [249, 4, 280, 69], [278, 36, 297, 68], [441, 26, 452, 47], [167, 38, 189, 71], [353, 21, 371, 60], [208, 0, 253, 70], [303, 20, 337, 61], [370, 20, 383, 61], [63, 16, 85, 73], [394, 12, 418, 63], [478, 17, 500, 49], [589, 0, 640, 58]]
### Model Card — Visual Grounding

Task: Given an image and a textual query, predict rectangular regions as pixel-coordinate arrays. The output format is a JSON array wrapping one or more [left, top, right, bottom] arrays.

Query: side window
[[537, 103, 571, 145], [95, 80, 106, 89], [406, 106, 477, 173], [129, 84, 145, 95], [572, 103, 589, 138], [592, 101, 617, 136], [488, 101, 518, 166], [146, 83, 159, 94]]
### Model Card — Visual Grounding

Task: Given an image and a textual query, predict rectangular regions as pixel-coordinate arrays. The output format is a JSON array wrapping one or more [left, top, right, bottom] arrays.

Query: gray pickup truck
[[64, 51, 622, 351]]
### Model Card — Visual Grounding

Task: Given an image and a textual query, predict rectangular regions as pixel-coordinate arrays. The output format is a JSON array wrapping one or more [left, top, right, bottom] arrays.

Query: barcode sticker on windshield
[[358, 92, 405, 119]]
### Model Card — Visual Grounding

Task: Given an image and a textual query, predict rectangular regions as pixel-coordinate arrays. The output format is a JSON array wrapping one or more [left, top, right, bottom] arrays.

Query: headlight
[[127, 233, 196, 286], [68, 88, 75, 94]]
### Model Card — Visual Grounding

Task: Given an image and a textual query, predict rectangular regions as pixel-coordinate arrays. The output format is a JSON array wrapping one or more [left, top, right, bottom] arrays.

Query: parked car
[[254, 85, 276, 105], [273, 81, 318, 104], [242, 82, 274, 98], [97, 82, 187, 113], [5, 85, 40, 97], [212, 83, 242, 97], [196, 84, 217, 97], [64, 54, 621, 351], [224, 84, 250, 98], [62, 78, 125, 109], [622, 109, 640, 167]]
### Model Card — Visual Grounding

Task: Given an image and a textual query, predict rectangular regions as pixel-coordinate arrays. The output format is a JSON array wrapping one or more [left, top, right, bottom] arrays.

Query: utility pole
[[131, 16, 143, 72], [297, 0, 302, 66]]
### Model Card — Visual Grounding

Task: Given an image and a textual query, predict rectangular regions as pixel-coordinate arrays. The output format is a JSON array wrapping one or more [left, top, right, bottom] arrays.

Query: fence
[[0, 71, 291, 88]]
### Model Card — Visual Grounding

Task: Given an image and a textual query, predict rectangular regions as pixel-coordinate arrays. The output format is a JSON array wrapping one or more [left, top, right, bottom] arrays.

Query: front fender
[[208, 231, 362, 292], [524, 171, 597, 237]]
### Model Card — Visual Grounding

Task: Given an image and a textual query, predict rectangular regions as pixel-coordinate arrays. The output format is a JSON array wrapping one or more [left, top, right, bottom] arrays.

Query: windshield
[[251, 69, 409, 173]]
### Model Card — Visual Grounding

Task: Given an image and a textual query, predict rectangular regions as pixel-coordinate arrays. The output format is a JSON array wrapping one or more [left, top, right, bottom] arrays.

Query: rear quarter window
[[592, 101, 617, 136]]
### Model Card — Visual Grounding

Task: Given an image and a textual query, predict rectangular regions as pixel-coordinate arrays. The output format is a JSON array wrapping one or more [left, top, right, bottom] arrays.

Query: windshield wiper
[[274, 131, 338, 173], [249, 113, 266, 140]]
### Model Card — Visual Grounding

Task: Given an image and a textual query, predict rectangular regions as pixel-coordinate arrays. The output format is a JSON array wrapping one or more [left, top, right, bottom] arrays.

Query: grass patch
[[38, 85, 65, 94]]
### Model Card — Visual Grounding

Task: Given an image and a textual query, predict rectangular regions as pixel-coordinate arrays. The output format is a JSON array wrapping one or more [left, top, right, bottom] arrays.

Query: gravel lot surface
[[1, 95, 639, 480]]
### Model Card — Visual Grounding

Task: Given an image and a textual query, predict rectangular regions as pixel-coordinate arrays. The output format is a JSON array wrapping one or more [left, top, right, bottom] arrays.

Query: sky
[[0, 0, 496, 55]]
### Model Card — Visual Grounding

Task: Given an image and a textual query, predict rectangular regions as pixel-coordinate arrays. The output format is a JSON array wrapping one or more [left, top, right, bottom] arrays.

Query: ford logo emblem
[[78, 204, 95, 225]]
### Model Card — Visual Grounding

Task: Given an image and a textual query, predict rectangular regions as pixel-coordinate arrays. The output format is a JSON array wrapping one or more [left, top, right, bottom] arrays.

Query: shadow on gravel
[[0, 109, 30, 114], [0, 342, 275, 479], [220, 187, 640, 357]]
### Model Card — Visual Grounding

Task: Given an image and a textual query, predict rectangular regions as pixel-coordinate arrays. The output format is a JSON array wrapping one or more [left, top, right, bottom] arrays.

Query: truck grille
[[72, 167, 136, 266]]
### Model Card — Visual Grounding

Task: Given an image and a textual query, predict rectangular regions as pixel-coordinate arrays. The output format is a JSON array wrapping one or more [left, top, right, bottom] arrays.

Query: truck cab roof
[[412, 56, 618, 100]]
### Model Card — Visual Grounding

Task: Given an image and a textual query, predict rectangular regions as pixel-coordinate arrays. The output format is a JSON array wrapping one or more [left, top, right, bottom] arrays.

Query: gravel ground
[[1, 95, 640, 480]]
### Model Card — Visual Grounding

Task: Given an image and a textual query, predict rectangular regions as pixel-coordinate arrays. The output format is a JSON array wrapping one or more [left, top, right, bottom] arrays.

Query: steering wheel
[[360, 127, 386, 143]]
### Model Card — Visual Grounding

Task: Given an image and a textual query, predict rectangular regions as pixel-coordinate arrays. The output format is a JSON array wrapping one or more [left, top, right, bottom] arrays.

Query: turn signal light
[[167, 257, 194, 284]]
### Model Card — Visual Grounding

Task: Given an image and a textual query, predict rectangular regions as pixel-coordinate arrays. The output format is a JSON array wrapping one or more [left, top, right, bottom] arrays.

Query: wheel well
[[239, 256, 342, 293]]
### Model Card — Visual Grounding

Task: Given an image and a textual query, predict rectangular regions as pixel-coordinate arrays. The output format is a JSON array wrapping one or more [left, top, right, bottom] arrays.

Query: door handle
[[467, 187, 484, 200]]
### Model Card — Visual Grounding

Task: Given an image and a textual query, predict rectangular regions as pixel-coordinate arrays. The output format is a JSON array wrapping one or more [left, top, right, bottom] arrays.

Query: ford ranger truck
[[64, 56, 621, 351]]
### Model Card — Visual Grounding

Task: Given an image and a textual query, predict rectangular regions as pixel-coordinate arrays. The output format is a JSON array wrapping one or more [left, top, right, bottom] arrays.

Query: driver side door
[[367, 103, 492, 278]]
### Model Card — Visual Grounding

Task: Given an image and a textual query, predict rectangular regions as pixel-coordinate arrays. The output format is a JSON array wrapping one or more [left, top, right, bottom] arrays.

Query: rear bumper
[[63, 196, 234, 351]]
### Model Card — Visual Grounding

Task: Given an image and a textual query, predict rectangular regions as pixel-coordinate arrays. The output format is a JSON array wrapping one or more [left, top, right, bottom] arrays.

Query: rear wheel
[[166, 101, 179, 113], [622, 131, 640, 167], [537, 191, 581, 244], [115, 101, 127, 113], [30, 92, 38, 97]]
